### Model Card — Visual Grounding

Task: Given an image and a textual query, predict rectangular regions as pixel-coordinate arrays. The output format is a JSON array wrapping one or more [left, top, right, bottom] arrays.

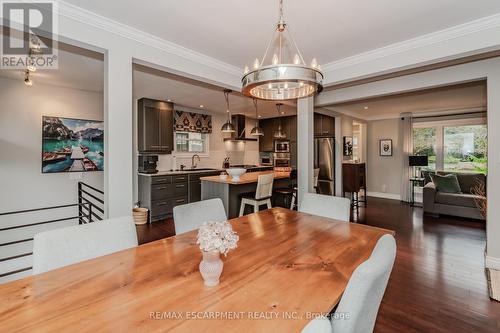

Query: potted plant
[[196, 221, 239, 286]]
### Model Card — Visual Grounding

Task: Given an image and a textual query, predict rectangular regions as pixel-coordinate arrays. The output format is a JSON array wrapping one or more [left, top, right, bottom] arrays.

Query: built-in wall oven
[[273, 153, 290, 167], [274, 140, 290, 153], [260, 152, 273, 166]]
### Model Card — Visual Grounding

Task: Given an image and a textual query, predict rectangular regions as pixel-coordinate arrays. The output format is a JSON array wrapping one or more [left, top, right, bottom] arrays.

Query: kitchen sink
[[173, 168, 219, 172], [188, 168, 218, 171]]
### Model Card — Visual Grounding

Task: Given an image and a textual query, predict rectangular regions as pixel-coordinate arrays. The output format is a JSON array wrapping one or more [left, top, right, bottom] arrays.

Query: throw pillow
[[430, 173, 462, 193]]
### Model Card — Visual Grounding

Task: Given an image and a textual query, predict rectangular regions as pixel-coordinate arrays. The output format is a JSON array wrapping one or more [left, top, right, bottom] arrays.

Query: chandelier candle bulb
[[253, 59, 260, 69], [272, 54, 279, 65], [293, 54, 300, 65], [311, 58, 318, 69]]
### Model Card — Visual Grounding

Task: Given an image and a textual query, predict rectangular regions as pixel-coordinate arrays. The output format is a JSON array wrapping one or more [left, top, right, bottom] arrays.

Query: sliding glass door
[[443, 125, 487, 173], [413, 127, 437, 170], [413, 118, 487, 174]]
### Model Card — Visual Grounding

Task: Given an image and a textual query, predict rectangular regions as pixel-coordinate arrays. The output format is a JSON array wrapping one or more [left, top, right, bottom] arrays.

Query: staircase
[[0, 182, 104, 283]]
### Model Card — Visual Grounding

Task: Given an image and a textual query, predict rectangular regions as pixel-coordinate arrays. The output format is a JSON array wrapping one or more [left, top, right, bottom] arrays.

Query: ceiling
[[133, 65, 296, 118], [326, 80, 487, 120], [63, 0, 500, 68], [0, 41, 104, 92]]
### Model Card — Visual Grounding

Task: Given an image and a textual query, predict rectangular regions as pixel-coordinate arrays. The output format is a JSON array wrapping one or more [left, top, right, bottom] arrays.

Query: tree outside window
[[413, 127, 437, 170], [413, 121, 487, 174], [444, 125, 487, 173]]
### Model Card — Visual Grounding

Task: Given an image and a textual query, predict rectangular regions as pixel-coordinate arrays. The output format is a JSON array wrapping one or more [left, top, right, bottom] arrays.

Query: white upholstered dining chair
[[173, 198, 227, 234], [239, 173, 274, 217], [301, 234, 397, 333], [299, 192, 351, 222], [33, 216, 138, 274]]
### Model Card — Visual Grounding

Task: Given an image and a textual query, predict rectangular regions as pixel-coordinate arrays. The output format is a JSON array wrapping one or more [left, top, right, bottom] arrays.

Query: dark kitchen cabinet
[[314, 113, 322, 136], [188, 171, 220, 203], [138, 98, 174, 154], [138, 174, 188, 222], [314, 113, 335, 137], [287, 116, 297, 141], [258, 118, 277, 152]]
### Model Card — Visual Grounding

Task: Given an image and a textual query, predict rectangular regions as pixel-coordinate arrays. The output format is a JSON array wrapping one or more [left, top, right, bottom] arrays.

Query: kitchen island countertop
[[200, 171, 290, 185]]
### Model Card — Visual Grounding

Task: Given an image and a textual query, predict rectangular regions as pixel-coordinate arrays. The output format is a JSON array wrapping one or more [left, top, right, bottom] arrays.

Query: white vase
[[199, 250, 223, 287]]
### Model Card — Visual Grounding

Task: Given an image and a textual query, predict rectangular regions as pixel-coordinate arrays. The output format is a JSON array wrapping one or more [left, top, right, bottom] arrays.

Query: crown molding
[[57, 1, 242, 78], [321, 13, 500, 73], [324, 106, 487, 122]]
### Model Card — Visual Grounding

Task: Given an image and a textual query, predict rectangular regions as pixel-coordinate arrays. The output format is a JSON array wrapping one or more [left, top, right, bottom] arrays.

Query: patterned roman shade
[[173, 111, 212, 133]]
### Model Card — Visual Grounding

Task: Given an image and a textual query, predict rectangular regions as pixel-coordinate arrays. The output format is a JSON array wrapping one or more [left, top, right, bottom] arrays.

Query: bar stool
[[290, 168, 320, 209], [239, 173, 274, 217], [274, 169, 297, 209]]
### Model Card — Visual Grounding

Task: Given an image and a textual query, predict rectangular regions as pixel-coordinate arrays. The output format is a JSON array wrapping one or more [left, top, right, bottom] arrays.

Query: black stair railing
[[0, 182, 104, 280], [78, 182, 104, 223]]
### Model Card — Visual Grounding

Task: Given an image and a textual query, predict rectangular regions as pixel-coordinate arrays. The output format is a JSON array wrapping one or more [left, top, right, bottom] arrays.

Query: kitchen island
[[201, 171, 290, 218]]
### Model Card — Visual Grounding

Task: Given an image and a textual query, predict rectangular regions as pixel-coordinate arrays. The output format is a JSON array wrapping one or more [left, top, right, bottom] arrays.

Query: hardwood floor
[[136, 218, 175, 244], [356, 197, 500, 333], [135, 197, 500, 332]]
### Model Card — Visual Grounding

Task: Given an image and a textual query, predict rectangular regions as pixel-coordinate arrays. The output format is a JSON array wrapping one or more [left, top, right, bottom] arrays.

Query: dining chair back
[[255, 173, 275, 200], [299, 193, 351, 222], [301, 234, 397, 333], [173, 198, 227, 234], [33, 216, 138, 274]]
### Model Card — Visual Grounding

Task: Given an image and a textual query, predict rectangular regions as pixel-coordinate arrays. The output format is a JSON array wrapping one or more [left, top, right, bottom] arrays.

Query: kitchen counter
[[200, 171, 290, 185], [138, 169, 223, 177], [201, 171, 291, 218]]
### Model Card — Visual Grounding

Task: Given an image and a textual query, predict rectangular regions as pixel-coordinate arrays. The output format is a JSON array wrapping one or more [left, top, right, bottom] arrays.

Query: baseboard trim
[[485, 255, 500, 270], [366, 192, 402, 201]]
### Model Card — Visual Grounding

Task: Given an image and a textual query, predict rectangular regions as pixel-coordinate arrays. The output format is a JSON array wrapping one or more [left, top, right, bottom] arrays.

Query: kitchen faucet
[[191, 154, 200, 169]]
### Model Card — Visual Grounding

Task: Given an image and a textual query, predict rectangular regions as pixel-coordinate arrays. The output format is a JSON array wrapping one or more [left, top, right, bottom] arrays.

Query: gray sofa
[[423, 171, 486, 220]]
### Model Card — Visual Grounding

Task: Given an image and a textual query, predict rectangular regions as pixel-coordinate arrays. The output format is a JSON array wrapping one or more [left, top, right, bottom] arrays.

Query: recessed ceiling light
[[364, 106, 369, 110], [258, 115, 262, 118], [167, 99, 172, 102], [199, 104, 204, 108]]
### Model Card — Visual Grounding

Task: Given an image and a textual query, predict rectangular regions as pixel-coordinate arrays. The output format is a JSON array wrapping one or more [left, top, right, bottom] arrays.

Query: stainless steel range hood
[[223, 114, 258, 142]]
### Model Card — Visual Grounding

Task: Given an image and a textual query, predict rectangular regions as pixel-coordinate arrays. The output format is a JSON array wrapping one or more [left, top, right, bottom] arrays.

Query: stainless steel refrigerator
[[314, 137, 335, 195]]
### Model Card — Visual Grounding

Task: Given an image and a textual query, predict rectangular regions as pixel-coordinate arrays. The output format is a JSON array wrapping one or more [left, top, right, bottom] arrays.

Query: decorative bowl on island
[[226, 168, 246, 181]]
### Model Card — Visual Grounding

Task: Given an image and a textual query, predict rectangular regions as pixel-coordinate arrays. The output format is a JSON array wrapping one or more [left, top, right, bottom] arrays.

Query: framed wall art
[[42, 116, 104, 173], [379, 139, 393, 156]]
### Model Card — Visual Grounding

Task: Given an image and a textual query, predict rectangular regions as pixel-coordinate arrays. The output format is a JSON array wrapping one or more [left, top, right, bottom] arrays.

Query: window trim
[[413, 117, 487, 172], [174, 131, 210, 158]]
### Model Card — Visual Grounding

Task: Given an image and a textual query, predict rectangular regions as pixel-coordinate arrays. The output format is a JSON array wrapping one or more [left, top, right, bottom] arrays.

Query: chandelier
[[241, 0, 323, 101]]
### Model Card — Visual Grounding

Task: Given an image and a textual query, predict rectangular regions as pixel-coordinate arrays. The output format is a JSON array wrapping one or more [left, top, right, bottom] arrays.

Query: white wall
[[366, 119, 403, 200], [0, 77, 103, 282], [0, 77, 104, 212]]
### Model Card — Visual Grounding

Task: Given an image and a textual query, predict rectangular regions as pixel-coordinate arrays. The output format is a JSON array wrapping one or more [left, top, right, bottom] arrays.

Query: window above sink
[[175, 131, 209, 157]]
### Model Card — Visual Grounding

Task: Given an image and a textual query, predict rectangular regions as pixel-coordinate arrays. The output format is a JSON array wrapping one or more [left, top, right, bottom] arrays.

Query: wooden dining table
[[0, 208, 394, 333]]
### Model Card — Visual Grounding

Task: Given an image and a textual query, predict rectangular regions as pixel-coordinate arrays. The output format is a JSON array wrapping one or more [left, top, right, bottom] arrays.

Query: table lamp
[[409, 155, 428, 178]]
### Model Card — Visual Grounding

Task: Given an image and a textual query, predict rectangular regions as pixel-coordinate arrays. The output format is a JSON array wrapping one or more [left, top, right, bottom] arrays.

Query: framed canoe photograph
[[379, 139, 393, 156], [41, 116, 104, 173]]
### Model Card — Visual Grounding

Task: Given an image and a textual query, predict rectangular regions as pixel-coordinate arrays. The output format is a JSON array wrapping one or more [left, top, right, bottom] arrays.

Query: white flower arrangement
[[197, 221, 239, 256]]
